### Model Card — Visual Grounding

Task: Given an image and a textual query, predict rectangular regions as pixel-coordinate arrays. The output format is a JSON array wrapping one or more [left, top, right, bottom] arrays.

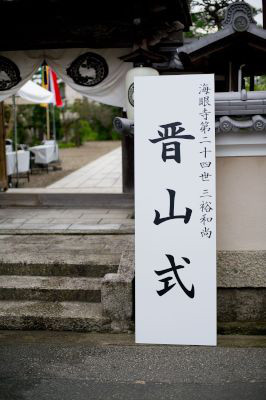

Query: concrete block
[[217, 251, 266, 288], [218, 288, 266, 322], [4, 219, 28, 223], [51, 219, 101, 224], [99, 219, 133, 224], [0, 301, 111, 332], [102, 250, 134, 332], [0, 259, 119, 278], [69, 224, 121, 230], [0, 276, 102, 302], [21, 224, 71, 230], [0, 193, 134, 208], [101, 214, 131, 219], [0, 224, 23, 229]]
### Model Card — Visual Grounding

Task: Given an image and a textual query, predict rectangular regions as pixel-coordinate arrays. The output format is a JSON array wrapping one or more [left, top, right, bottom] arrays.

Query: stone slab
[[0, 228, 134, 235], [0, 331, 265, 347], [99, 219, 134, 224], [0, 301, 111, 332], [0, 275, 102, 290], [217, 251, 266, 287], [0, 258, 119, 278], [0, 276, 102, 302], [0, 193, 134, 208], [218, 288, 266, 322], [102, 250, 135, 332], [21, 224, 71, 230], [0, 234, 134, 265], [3, 218, 28, 223], [69, 224, 121, 230], [0, 224, 23, 229], [50, 219, 101, 224], [217, 321, 266, 335]]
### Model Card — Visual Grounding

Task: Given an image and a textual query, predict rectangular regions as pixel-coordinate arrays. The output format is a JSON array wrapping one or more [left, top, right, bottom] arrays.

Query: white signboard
[[135, 74, 216, 346]]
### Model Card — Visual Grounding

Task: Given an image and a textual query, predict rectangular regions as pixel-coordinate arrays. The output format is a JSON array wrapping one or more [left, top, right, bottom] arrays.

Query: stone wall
[[101, 248, 266, 333]]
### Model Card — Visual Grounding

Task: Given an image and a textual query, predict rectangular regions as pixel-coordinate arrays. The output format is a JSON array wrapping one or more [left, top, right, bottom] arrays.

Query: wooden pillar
[[230, 64, 239, 92], [0, 102, 8, 191], [122, 132, 134, 193]]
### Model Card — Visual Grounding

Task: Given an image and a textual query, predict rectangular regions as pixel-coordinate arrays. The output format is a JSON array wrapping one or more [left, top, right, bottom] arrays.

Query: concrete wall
[[217, 156, 266, 251]]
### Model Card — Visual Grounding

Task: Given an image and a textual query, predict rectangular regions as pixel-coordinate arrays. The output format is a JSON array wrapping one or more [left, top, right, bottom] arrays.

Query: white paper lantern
[[125, 67, 159, 120]]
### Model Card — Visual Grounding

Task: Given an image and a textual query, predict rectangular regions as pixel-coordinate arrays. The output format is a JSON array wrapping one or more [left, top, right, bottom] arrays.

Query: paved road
[[0, 332, 265, 400]]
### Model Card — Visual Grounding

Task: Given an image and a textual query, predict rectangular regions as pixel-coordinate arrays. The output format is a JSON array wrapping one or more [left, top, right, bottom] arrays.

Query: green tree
[[65, 98, 122, 143], [188, 0, 261, 37], [5, 103, 62, 146]]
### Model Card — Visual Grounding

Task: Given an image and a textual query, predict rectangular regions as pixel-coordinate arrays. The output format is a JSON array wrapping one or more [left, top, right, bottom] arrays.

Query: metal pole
[[46, 104, 50, 140], [52, 104, 56, 141], [228, 62, 232, 92], [52, 104, 57, 160], [0, 102, 8, 191], [12, 95, 19, 187], [238, 64, 245, 91]]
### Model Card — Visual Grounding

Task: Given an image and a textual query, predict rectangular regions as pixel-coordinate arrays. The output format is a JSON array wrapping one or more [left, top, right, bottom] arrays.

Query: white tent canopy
[[4, 80, 54, 105]]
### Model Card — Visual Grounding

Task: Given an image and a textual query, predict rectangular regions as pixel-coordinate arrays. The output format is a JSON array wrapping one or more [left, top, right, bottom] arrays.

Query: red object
[[49, 69, 63, 107]]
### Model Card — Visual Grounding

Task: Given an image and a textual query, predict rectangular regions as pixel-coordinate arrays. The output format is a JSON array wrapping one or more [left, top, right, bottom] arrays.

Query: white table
[[6, 150, 30, 176], [30, 143, 59, 164], [43, 140, 59, 161]]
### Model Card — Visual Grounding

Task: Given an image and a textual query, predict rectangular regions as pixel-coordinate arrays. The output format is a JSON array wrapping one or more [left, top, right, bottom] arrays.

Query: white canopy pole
[[7, 81, 55, 186], [12, 95, 19, 187]]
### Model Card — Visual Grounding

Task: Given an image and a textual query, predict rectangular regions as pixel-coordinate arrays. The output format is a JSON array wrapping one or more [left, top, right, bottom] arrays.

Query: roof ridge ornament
[[222, 1, 256, 32]]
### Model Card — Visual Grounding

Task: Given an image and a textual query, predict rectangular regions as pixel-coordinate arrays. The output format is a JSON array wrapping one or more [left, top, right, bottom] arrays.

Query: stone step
[[0, 300, 111, 332], [0, 192, 134, 208], [0, 258, 119, 278], [0, 276, 102, 302]]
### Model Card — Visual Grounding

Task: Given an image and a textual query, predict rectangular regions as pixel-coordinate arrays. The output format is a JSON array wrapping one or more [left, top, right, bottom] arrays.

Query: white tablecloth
[[6, 151, 30, 176], [43, 140, 59, 161], [30, 143, 59, 164]]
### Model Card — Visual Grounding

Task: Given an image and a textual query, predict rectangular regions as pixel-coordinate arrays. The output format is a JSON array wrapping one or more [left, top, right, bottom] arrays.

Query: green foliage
[[4, 88, 122, 147], [188, 0, 261, 37], [255, 76, 266, 91], [58, 142, 76, 149], [4, 103, 62, 146], [61, 98, 122, 145], [245, 76, 266, 91]]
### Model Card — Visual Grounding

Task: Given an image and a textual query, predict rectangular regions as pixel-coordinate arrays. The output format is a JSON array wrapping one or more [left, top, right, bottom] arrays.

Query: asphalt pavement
[[0, 332, 265, 400]]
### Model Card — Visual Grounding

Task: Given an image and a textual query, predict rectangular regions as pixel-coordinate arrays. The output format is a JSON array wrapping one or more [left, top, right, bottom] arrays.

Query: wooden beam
[[0, 102, 8, 191], [0, 0, 191, 51]]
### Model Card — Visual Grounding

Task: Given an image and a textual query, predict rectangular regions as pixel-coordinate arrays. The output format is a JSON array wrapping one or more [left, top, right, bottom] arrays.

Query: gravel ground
[[0, 332, 265, 400], [17, 141, 121, 188]]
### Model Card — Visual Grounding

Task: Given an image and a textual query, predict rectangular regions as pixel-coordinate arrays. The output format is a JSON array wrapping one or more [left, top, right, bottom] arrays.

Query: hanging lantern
[[125, 66, 159, 120], [120, 48, 164, 120]]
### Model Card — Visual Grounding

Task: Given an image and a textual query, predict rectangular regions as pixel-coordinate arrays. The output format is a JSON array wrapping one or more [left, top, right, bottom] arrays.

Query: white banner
[[0, 49, 132, 107], [135, 74, 216, 346]]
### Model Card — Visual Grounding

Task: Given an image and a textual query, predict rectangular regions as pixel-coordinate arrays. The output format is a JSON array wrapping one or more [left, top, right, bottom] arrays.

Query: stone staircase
[[0, 234, 134, 332]]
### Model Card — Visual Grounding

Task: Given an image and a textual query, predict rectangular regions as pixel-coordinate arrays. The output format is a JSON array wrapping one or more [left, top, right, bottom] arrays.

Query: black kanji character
[[154, 189, 192, 225], [155, 255, 195, 298], [149, 122, 195, 164]]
